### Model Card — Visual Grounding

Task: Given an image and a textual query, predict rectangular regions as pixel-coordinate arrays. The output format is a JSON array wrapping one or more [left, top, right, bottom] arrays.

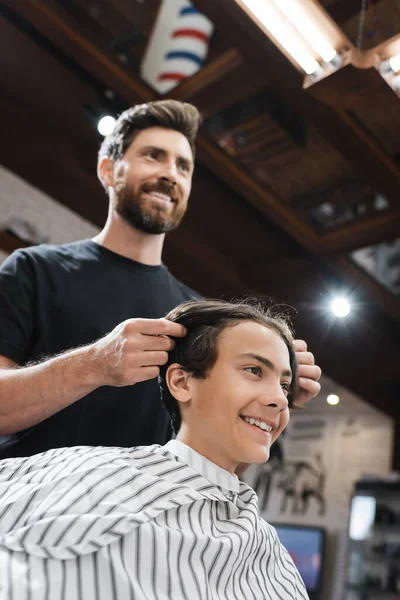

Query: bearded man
[[0, 100, 321, 458]]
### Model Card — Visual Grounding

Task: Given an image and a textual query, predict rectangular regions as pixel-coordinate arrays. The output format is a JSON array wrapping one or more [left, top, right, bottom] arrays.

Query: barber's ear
[[166, 364, 192, 403], [97, 157, 115, 189]]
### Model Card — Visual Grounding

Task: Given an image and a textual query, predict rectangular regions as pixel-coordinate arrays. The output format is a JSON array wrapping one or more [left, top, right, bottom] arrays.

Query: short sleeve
[[0, 250, 36, 363]]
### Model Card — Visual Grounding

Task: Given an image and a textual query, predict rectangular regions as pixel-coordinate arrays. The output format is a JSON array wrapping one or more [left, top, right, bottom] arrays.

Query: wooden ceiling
[[1, 0, 400, 460]]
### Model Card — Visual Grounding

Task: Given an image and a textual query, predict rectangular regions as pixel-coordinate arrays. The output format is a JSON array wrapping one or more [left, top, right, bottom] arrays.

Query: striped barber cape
[[0, 440, 309, 599]]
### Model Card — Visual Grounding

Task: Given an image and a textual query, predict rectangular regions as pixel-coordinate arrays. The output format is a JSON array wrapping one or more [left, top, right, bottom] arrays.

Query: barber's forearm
[[0, 345, 103, 435]]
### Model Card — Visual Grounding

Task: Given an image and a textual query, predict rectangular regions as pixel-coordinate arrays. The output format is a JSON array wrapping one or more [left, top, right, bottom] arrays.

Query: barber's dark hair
[[98, 99, 200, 165], [159, 299, 298, 434]]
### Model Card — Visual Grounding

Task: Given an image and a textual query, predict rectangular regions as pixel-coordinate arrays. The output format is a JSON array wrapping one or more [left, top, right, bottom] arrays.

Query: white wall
[[0, 164, 99, 262], [0, 165, 100, 448]]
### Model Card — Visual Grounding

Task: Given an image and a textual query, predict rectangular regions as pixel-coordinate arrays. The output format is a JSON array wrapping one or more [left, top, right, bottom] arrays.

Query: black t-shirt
[[0, 240, 199, 457]]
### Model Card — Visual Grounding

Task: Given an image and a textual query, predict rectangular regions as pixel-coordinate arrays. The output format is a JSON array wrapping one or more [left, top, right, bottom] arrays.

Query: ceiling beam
[[167, 48, 244, 102], [195, 135, 321, 250], [321, 0, 385, 25], [306, 61, 400, 111], [8, 0, 157, 105], [194, 0, 400, 212], [318, 211, 400, 254]]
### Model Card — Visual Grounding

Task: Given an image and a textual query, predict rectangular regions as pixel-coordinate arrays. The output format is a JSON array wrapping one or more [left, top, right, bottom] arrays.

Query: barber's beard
[[114, 180, 187, 235]]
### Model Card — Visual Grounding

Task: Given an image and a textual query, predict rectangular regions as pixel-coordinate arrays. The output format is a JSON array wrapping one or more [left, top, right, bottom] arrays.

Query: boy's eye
[[281, 382, 291, 396], [245, 366, 262, 377]]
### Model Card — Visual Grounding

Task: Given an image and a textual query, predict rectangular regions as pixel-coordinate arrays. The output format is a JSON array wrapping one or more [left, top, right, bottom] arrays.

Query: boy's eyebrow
[[238, 352, 292, 379]]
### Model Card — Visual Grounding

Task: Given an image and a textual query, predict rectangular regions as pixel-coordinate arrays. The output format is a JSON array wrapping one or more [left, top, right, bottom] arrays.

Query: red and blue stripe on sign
[[157, 4, 212, 86]]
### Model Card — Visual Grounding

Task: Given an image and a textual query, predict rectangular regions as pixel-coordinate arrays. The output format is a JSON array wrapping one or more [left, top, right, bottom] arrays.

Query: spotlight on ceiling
[[327, 394, 339, 405], [330, 296, 351, 318], [97, 115, 116, 136]]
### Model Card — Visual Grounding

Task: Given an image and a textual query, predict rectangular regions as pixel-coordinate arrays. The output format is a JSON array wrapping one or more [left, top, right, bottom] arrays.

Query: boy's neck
[[175, 430, 238, 474]]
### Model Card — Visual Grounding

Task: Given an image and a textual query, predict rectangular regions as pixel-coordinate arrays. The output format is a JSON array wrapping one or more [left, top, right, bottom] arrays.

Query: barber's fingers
[[139, 351, 169, 367], [133, 318, 187, 338], [293, 339, 307, 353], [297, 364, 321, 381], [91, 318, 183, 387], [295, 378, 322, 407], [135, 366, 161, 383], [295, 351, 318, 367], [140, 334, 176, 351]]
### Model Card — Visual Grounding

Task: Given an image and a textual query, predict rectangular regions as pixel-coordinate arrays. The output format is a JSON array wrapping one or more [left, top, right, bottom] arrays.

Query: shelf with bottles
[[344, 479, 400, 600]]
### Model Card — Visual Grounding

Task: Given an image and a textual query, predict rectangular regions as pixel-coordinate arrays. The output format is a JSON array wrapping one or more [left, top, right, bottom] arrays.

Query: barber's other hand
[[91, 318, 186, 387], [293, 339, 321, 407]]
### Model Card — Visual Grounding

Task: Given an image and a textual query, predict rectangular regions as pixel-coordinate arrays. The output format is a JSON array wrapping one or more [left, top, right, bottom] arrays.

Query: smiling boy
[[0, 299, 308, 599], [160, 301, 295, 474]]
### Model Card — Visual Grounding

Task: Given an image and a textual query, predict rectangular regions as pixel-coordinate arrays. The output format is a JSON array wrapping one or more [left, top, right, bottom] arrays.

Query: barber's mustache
[[140, 181, 178, 202]]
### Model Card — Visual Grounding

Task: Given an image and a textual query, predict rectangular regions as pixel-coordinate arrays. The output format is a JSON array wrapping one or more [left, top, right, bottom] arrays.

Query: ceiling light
[[272, 0, 336, 63], [327, 394, 339, 405], [97, 115, 116, 136], [330, 297, 351, 318], [377, 44, 400, 98], [239, 0, 319, 74], [237, 0, 344, 76], [389, 53, 400, 73]]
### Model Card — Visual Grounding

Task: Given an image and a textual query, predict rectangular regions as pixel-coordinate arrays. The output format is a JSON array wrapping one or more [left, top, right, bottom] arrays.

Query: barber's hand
[[293, 339, 321, 407], [91, 318, 186, 387]]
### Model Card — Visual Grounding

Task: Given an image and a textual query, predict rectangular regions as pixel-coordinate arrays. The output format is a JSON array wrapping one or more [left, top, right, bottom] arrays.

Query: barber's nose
[[160, 162, 177, 184]]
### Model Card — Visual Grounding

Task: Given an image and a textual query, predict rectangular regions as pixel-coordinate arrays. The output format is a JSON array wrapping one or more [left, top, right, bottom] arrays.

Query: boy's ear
[[97, 157, 115, 188], [166, 364, 192, 404]]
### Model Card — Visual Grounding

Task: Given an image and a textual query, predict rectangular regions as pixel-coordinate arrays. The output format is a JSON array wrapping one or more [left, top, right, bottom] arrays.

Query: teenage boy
[[0, 299, 308, 599]]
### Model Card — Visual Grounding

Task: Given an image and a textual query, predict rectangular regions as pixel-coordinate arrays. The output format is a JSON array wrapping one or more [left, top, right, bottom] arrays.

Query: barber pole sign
[[140, 0, 214, 94]]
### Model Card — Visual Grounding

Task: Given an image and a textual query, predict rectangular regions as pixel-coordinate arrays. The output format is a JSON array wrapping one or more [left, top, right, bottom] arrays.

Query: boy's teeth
[[243, 416, 272, 433]]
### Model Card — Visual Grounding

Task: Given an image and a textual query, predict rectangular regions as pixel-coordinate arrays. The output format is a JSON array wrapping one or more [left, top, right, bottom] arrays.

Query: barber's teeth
[[255, 420, 260, 427], [249, 418, 255, 425], [150, 191, 171, 201], [259, 422, 267, 431]]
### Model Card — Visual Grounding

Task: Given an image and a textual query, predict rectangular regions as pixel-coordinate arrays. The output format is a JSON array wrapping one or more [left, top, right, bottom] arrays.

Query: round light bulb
[[330, 297, 351, 318], [327, 394, 339, 405], [97, 115, 116, 136]]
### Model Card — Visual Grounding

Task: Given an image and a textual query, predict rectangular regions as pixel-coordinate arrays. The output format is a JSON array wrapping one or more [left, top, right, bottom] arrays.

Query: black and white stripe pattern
[[0, 441, 309, 599]]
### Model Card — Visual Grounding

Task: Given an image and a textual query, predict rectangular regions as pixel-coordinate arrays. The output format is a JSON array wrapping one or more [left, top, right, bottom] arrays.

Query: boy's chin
[[240, 448, 270, 466]]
